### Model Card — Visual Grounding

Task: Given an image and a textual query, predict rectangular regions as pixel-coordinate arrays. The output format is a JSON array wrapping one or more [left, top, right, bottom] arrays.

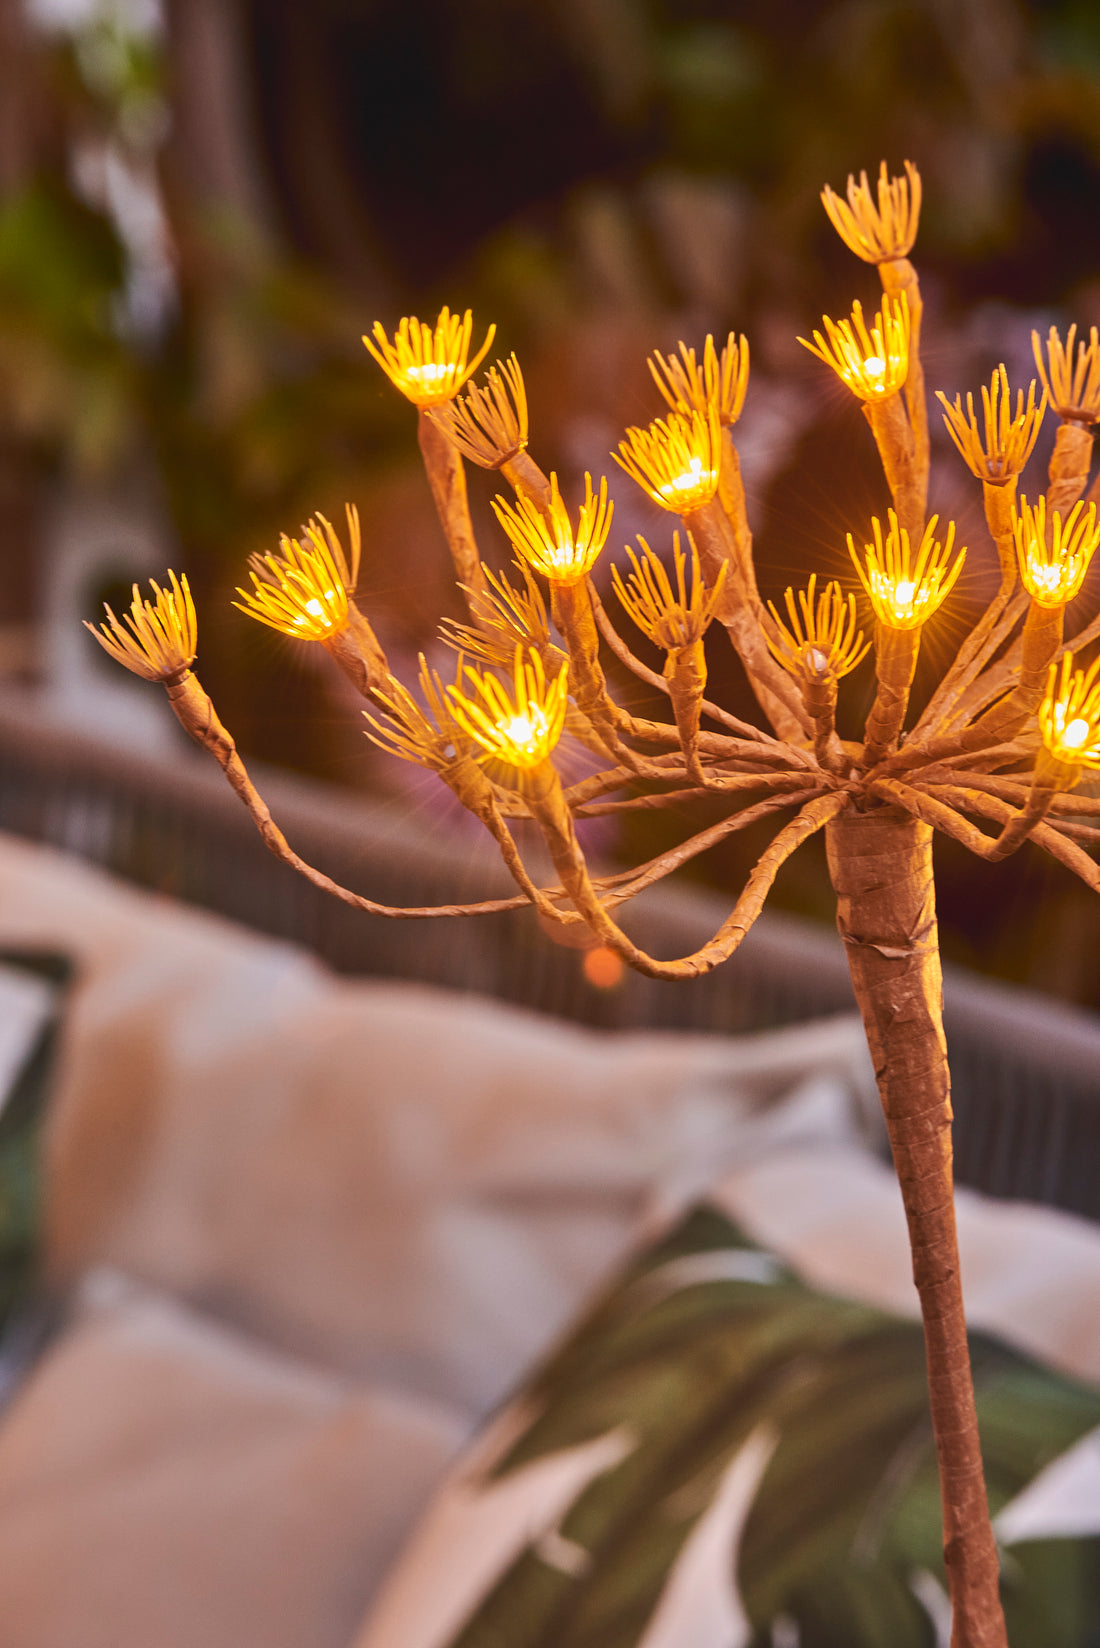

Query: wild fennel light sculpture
[[88, 164, 1100, 1648]]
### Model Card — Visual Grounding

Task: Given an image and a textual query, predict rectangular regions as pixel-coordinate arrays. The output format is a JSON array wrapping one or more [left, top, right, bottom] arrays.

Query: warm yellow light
[[849, 511, 966, 631], [800, 294, 910, 403], [235, 510, 361, 641], [446, 645, 569, 772], [614, 407, 721, 514], [492, 473, 612, 586], [1014, 496, 1100, 609], [363, 307, 496, 407], [1038, 652, 1100, 770]]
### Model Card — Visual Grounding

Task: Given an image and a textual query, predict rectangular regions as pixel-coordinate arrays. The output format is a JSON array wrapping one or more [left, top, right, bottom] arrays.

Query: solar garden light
[[90, 162, 1100, 1648]]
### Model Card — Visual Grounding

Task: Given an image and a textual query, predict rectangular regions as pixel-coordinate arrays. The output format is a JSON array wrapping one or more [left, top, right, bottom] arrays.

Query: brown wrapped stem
[[684, 497, 811, 742], [982, 477, 1018, 589], [161, 671, 535, 919], [550, 579, 627, 759], [826, 806, 1007, 1648], [880, 255, 929, 502], [665, 638, 707, 779], [417, 406, 489, 604], [1047, 420, 1094, 516], [500, 449, 553, 512], [715, 430, 761, 600], [801, 671, 845, 771], [861, 623, 920, 768], [923, 783, 1100, 894], [907, 585, 1026, 755], [321, 605, 391, 699], [864, 391, 924, 541], [962, 600, 1064, 748]]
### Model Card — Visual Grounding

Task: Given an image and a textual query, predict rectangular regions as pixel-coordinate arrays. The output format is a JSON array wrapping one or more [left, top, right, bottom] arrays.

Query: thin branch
[[590, 583, 803, 754], [573, 769, 811, 818], [600, 786, 830, 905]]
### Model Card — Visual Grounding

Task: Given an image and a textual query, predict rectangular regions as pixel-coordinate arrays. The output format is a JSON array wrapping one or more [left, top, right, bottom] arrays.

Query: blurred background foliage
[[2, 0, 1100, 1002]]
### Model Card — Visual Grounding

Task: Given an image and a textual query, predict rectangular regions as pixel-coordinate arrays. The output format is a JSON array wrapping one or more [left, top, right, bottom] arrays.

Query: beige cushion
[[0, 1271, 464, 1648], [0, 832, 876, 1415]]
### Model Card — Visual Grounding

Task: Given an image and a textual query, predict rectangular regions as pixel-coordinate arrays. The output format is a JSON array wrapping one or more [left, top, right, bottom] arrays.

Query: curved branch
[[921, 780, 1100, 891], [573, 769, 811, 818], [601, 786, 830, 906], [165, 671, 554, 920], [532, 786, 846, 979], [870, 778, 1002, 858]]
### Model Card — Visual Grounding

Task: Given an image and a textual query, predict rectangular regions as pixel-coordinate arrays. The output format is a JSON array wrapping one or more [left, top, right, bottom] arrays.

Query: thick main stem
[[825, 807, 1007, 1648]]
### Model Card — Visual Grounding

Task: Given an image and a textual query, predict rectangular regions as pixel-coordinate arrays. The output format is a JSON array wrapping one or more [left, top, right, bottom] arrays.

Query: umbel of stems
[[89, 166, 1100, 1648]]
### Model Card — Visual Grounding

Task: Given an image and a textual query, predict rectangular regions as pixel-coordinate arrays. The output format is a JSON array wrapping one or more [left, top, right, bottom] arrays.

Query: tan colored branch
[[417, 406, 489, 605], [923, 782, 1100, 892], [525, 766, 842, 978], [825, 806, 1006, 1647], [861, 624, 920, 767], [1047, 420, 1094, 516], [321, 605, 392, 699], [500, 449, 553, 511], [864, 390, 924, 540], [589, 584, 805, 755], [162, 671, 537, 919], [879, 255, 930, 509], [684, 495, 812, 741]]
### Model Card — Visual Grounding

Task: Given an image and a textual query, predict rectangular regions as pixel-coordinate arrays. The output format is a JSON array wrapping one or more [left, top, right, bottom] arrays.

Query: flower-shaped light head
[[429, 354, 528, 468], [766, 574, 871, 683], [86, 570, 197, 682], [363, 307, 496, 407], [235, 508, 361, 640], [443, 562, 553, 669], [447, 645, 568, 773], [800, 294, 910, 403], [365, 656, 470, 773], [1032, 324, 1100, 424], [612, 532, 726, 652], [849, 511, 966, 631], [492, 473, 611, 587], [937, 367, 1046, 484], [821, 161, 922, 264], [648, 333, 749, 428], [1038, 652, 1100, 773], [614, 407, 722, 514], [1014, 496, 1100, 609]]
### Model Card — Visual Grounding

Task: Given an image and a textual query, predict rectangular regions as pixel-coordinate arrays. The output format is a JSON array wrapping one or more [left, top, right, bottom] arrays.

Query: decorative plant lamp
[[88, 164, 1100, 1648]]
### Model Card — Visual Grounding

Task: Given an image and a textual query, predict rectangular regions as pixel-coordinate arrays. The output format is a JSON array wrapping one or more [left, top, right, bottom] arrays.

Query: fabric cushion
[[0, 1269, 466, 1648], [0, 831, 877, 1417], [357, 1149, 1100, 1648]]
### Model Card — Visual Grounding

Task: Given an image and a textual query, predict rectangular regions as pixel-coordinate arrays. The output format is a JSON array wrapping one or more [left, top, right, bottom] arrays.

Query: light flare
[[363, 307, 496, 407], [1038, 652, 1100, 770], [492, 473, 611, 586], [447, 645, 569, 773], [1014, 496, 1100, 609], [799, 294, 910, 403], [614, 407, 722, 514], [848, 511, 966, 631]]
